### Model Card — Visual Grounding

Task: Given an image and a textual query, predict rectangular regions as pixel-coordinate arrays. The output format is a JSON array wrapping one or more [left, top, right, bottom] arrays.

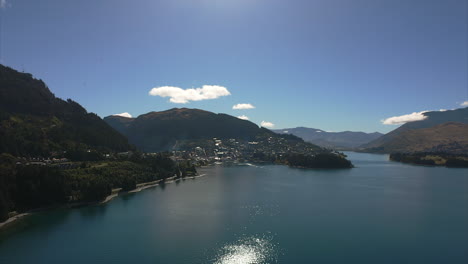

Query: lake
[[0, 152, 467, 264]]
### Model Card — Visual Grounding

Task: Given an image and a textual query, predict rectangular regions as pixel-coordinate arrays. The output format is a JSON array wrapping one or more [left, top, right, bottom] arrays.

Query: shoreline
[[0, 213, 31, 229], [0, 174, 208, 230]]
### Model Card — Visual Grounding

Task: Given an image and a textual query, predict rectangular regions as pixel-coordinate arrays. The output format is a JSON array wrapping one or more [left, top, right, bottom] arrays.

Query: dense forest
[[389, 152, 468, 168], [0, 65, 199, 223], [0, 152, 196, 222], [0, 65, 132, 156], [284, 153, 353, 169]]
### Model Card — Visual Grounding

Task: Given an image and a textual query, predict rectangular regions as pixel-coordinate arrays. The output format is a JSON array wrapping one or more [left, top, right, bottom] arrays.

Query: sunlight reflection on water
[[213, 235, 278, 264]]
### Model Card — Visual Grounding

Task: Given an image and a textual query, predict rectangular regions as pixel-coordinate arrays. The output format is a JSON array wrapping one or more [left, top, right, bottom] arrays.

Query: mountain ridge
[[105, 108, 285, 152], [362, 108, 468, 153], [362, 122, 468, 154], [274, 127, 383, 149], [0, 64, 132, 156]]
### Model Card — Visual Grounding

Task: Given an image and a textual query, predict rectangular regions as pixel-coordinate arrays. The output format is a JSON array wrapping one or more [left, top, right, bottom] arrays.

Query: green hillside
[[105, 108, 296, 152], [0, 65, 132, 156]]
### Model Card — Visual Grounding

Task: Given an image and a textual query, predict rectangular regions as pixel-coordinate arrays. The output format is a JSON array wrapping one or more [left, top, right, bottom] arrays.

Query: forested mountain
[[274, 127, 382, 149], [0, 65, 132, 156], [362, 108, 468, 153], [103, 115, 135, 136], [0, 65, 352, 223], [0, 65, 151, 223], [104, 108, 288, 152]]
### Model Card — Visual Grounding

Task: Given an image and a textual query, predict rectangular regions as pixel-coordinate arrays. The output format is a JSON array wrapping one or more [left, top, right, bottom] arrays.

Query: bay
[[0, 152, 467, 264]]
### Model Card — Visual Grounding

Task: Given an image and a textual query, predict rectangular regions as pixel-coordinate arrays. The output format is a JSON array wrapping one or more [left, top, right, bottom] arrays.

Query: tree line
[[0, 152, 196, 222]]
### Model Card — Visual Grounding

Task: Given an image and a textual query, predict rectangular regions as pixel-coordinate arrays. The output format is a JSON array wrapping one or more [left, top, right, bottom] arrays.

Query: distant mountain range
[[0, 65, 132, 156], [105, 108, 295, 152], [273, 127, 383, 149], [4, 63, 465, 157], [361, 108, 468, 154]]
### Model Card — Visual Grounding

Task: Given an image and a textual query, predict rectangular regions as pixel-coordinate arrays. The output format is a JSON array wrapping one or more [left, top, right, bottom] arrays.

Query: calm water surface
[[1, 152, 467, 264]]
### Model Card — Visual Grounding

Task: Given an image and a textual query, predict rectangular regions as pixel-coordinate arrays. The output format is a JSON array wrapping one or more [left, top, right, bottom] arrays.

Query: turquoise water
[[0, 152, 467, 264]]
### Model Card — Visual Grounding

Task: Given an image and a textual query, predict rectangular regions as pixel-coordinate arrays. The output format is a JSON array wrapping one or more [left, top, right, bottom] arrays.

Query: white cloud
[[113, 112, 132, 118], [261, 121, 275, 128], [461, 101, 468, 107], [0, 0, 6, 9], [149, 85, 230, 104], [237, 115, 249, 120], [233, 103, 255, 110], [381, 111, 428, 125]]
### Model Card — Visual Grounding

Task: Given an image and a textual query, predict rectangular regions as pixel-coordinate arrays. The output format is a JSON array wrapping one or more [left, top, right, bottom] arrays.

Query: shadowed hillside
[[105, 108, 285, 152], [103, 115, 135, 136], [0, 65, 132, 156]]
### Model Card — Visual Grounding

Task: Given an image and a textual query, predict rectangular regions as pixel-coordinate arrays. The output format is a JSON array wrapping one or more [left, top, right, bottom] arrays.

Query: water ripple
[[212, 235, 279, 264]]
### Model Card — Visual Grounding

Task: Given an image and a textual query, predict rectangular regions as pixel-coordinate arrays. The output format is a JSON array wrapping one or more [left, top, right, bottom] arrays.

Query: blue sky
[[1, 0, 467, 133]]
